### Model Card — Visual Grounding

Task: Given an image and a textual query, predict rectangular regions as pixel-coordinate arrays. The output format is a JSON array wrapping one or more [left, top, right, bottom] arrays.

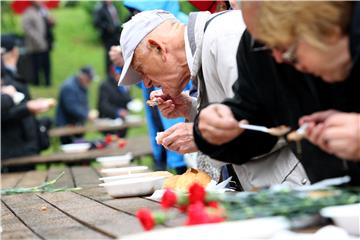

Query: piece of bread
[[146, 99, 158, 107], [146, 171, 173, 178], [162, 168, 211, 191], [155, 132, 165, 144], [163, 175, 180, 189]]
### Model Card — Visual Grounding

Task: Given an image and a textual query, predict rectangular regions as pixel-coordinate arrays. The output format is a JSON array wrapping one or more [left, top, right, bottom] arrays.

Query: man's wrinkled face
[[132, 43, 190, 98]]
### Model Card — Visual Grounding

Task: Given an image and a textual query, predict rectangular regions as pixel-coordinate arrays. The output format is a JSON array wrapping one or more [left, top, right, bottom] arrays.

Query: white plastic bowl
[[99, 176, 166, 198], [99, 173, 149, 183], [127, 99, 144, 113], [96, 153, 133, 168], [60, 143, 91, 153], [99, 171, 173, 183], [100, 166, 149, 177], [320, 203, 360, 236], [125, 115, 143, 124]]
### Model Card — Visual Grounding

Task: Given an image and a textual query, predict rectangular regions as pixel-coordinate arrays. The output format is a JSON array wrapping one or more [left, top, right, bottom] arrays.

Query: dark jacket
[[93, 2, 121, 44], [98, 76, 132, 119], [55, 76, 89, 126], [194, 6, 360, 185], [1, 69, 39, 159]]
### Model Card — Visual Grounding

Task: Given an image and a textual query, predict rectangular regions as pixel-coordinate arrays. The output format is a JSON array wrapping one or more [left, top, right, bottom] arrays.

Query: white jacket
[[186, 10, 309, 190]]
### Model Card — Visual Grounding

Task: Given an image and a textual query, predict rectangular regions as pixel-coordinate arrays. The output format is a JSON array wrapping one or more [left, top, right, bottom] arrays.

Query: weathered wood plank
[[49, 120, 144, 137], [39, 191, 144, 237], [15, 171, 47, 188], [71, 166, 100, 187], [76, 187, 161, 215], [2, 194, 109, 239], [1, 202, 41, 240], [47, 166, 74, 188], [1, 172, 25, 189]]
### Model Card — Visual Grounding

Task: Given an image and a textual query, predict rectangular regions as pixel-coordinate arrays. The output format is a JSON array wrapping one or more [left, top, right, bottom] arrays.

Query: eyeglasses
[[250, 37, 298, 65]]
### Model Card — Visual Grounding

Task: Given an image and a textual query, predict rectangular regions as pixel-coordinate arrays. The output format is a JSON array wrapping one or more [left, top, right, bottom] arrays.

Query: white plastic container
[[100, 166, 149, 177], [320, 203, 360, 236], [96, 153, 133, 168], [99, 176, 166, 198], [60, 143, 91, 153]]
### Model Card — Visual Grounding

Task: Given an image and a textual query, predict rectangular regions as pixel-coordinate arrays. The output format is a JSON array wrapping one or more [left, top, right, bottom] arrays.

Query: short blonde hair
[[254, 1, 353, 50]]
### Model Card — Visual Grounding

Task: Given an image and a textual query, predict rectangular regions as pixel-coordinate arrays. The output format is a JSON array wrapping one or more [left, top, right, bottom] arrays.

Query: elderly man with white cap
[[118, 9, 308, 189], [118, 9, 245, 181]]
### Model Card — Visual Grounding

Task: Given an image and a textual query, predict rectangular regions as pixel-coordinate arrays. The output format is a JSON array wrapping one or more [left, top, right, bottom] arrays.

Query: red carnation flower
[[186, 202, 210, 225], [117, 139, 127, 149], [136, 208, 155, 231], [207, 201, 219, 209], [161, 189, 177, 209], [105, 134, 113, 144], [189, 183, 206, 204]]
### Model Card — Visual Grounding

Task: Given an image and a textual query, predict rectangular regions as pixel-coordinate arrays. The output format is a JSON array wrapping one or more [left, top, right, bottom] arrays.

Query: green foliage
[[1, 172, 81, 195], [220, 187, 360, 220]]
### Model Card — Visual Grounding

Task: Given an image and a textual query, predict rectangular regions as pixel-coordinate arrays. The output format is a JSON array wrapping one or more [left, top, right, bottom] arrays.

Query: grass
[[1, 2, 198, 170], [2, 4, 148, 140]]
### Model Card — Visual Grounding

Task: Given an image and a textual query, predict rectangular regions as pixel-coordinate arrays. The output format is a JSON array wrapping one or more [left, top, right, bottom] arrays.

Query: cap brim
[[118, 52, 142, 86]]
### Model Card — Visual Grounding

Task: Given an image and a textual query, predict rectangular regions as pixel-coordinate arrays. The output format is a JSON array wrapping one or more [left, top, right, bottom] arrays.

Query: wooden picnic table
[[49, 119, 145, 137], [2, 136, 152, 167], [1, 166, 324, 239], [1, 165, 177, 239]]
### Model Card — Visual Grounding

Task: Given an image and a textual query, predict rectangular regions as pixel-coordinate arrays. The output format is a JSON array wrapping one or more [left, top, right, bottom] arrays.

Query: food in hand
[[287, 131, 305, 141], [146, 99, 159, 107], [155, 132, 164, 144], [268, 125, 291, 136], [162, 168, 211, 191]]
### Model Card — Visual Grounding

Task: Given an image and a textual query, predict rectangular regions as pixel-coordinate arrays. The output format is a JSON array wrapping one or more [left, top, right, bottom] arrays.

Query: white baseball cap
[[118, 10, 177, 86]]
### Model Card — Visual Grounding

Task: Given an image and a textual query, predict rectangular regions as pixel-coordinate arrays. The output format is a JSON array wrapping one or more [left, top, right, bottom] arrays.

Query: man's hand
[[198, 104, 245, 145], [157, 122, 198, 154], [149, 90, 193, 120], [88, 109, 99, 121], [300, 110, 360, 160], [27, 99, 53, 114], [109, 45, 124, 67], [299, 109, 339, 125], [300, 110, 338, 153], [1, 85, 17, 96], [321, 113, 360, 160]]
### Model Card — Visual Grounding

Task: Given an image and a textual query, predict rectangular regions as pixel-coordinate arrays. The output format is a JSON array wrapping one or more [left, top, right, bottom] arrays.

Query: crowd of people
[[115, 1, 360, 188], [1, 1, 359, 189]]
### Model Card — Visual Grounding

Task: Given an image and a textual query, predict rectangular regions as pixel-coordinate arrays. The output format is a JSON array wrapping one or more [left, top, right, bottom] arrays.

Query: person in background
[[55, 66, 97, 144], [22, 0, 53, 86], [98, 65, 132, 137], [1, 35, 54, 165], [93, 0, 121, 76]]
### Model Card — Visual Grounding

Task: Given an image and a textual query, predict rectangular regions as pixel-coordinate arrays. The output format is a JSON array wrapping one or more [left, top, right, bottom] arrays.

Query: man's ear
[[147, 39, 166, 62]]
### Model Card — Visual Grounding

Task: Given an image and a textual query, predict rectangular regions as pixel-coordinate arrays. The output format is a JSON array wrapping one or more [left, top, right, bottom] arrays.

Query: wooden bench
[[2, 136, 152, 167], [49, 119, 145, 137]]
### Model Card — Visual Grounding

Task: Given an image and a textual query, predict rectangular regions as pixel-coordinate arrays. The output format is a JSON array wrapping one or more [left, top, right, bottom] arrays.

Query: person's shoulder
[[204, 10, 245, 41], [61, 76, 76, 89]]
